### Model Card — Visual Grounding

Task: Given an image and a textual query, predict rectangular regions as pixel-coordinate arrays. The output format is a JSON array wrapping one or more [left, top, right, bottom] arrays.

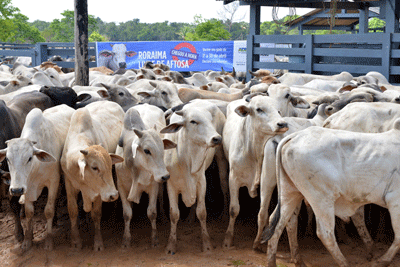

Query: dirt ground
[[1, 192, 400, 267], [1, 163, 400, 267]]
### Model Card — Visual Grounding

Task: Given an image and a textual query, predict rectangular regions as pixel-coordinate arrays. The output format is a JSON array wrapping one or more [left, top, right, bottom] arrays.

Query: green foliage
[[88, 31, 108, 42], [7, 13, 44, 43], [185, 16, 231, 41], [0, 1, 44, 43], [354, 17, 386, 32], [47, 10, 98, 42]]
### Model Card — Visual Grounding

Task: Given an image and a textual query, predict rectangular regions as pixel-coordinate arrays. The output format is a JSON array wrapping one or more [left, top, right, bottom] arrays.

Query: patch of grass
[[231, 259, 246, 266]]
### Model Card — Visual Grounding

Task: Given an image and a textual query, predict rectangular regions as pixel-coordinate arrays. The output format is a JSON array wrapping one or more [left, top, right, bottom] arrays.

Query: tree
[[47, 10, 98, 42], [8, 13, 44, 43], [185, 16, 231, 41], [218, 1, 246, 33], [89, 31, 108, 42]]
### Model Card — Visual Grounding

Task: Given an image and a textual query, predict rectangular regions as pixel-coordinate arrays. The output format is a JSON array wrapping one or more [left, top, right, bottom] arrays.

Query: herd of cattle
[[0, 59, 400, 267]]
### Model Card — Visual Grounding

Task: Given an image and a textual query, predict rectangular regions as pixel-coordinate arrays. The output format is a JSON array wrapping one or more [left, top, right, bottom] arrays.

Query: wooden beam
[[74, 0, 89, 86]]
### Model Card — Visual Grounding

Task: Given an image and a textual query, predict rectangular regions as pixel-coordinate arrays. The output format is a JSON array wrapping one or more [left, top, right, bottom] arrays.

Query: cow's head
[[77, 145, 123, 203], [237, 95, 289, 134], [127, 128, 176, 188], [0, 138, 56, 196]]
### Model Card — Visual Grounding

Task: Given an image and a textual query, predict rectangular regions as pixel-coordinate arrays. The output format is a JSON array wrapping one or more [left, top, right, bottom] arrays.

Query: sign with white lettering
[[96, 41, 234, 72]]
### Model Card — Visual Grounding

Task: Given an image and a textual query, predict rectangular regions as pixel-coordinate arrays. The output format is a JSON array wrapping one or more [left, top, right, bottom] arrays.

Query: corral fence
[[0, 42, 97, 68], [247, 33, 400, 84]]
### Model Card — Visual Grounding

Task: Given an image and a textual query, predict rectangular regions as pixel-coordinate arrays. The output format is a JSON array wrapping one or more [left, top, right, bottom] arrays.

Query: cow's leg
[[119, 185, 132, 248], [223, 173, 240, 248], [313, 203, 349, 267], [165, 185, 179, 255], [91, 196, 104, 251], [266, 192, 304, 267], [65, 178, 81, 250], [350, 206, 373, 260], [21, 200, 34, 251], [253, 152, 277, 251], [197, 177, 212, 252], [44, 180, 59, 251], [148, 185, 159, 248], [10, 196, 24, 242], [286, 204, 305, 266], [215, 147, 229, 217], [374, 198, 400, 266]]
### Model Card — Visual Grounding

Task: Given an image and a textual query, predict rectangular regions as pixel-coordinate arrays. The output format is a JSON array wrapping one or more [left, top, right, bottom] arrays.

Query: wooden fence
[[0, 42, 97, 68], [247, 33, 400, 84]]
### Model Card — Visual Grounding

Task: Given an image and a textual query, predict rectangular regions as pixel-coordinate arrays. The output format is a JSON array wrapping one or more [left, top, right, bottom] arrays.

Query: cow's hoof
[[151, 240, 159, 248], [21, 239, 32, 252], [44, 238, 54, 251], [71, 240, 82, 251], [165, 242, 176, 255], [222, 236, 234, 249], [93, 243, 104, 252], [121, 237, 131, 249], [371, 260, 391, 267]]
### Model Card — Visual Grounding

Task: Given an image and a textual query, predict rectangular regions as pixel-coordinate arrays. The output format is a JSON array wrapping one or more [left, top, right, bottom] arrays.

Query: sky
[[12, 0, 313, 24]]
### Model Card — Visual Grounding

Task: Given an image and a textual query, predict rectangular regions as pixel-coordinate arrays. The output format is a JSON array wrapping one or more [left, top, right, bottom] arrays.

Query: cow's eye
[[144, 149, 151, 155], [256, 108, 263, 113], [27, 157, 32, 163], [190, 120, 198, 125], [118, 92, 124, 96], [278, 111, 282, 115], [285, 93, 290, 99], [161, 91, 167, 96], [92, 166, 98, 171]]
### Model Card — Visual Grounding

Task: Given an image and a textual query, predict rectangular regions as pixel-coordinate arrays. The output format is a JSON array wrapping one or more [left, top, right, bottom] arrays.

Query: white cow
[[222, 87, 310, 249], [0, 105, 75, 251], [116, 104, 176, 248], [160, 100, 226, 254], [263, 120, 400, 267], [279, 71, 353, 86], [253, 104, 329, 250], [221, 93, 305, 247], [61, 101, 124, 251]]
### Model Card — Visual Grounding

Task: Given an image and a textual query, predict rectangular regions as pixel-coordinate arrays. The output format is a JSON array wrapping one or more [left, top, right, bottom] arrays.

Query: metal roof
[[218, 0, 381, 9]]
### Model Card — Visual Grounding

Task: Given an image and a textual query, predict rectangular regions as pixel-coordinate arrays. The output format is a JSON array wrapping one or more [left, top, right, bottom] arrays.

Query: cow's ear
[[97, 90, 109, 99], [163, 139, 177, 150], [110, 153, 124, 165], [380, 86, 387, 92], [11, 80, 19, 86], [0, 148, 7, 163], [200, 85, 208, 90], [136, 74, 145, 80], [100, 83, 111, 90], [162, 76, 172, 82], [149, 81, 157, 88], [133, 129, 143, 138], [215, 77, 223, 83], [290, 96, 310, 109], [235, 105, 252, 117], [77, 93, 92, 102], [137, 90, 155, 99], [131, 143, 138, 158], [2, 172, 10, 185], [160, 121, 184, 134], [33, 148, 56, 162], [78, 159, 86, 180]]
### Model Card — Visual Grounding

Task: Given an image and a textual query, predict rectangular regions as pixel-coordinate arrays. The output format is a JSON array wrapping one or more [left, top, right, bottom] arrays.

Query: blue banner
[[96, 41, 234, 72]]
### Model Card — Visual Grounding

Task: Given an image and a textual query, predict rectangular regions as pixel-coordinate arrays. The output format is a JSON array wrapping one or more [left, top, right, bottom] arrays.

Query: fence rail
[[0, 42, 97, 68], [247, 33, 400, 84]]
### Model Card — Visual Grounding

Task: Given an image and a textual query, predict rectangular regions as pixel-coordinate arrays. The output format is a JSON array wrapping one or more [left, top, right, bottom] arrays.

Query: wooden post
[[246, 4, 260, 81], [359, 6, 369, 34], [74, 0, 89, 86]]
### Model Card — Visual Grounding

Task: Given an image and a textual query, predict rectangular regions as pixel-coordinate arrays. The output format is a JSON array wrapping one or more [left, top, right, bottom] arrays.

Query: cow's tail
[[261, 135, 292, 243]]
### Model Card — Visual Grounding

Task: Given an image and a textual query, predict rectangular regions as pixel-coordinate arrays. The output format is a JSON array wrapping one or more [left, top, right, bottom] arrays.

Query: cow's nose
[[211, 136, 222, 145], [277, 122, 288, 129], [10, 188, 24, 196], [161, 174, 170, 182], [109, 192, 119, 202], [119, 62, 127, 68]]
